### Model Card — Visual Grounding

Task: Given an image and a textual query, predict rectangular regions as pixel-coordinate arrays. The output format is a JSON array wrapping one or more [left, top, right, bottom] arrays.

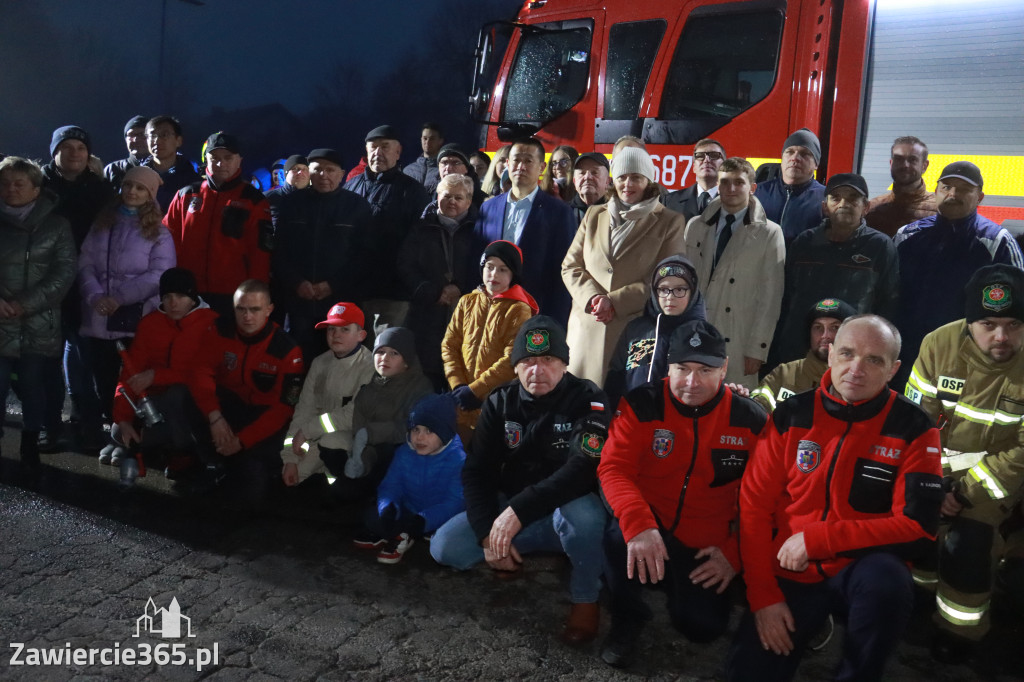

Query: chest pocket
[[710, 449, 749, 487], [848, 458, 898, 514], [221, 204, 251, 239], [251, 370, 276, 393]]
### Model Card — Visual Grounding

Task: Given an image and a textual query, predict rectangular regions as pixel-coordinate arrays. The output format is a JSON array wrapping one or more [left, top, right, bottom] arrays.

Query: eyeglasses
[[693, 151, 723, 161], [656, 286, 691, 299], [551, 158, 572, 169]]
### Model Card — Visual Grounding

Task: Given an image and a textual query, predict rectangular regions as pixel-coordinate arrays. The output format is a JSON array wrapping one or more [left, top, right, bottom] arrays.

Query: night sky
[[2, 0, 519, 172]]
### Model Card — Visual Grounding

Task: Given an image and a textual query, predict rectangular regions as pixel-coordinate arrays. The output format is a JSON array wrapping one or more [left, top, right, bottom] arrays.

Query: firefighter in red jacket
[[597, 320, 769, 668], [190, 279, 303, 505], [727, 315, 943, 682], [165, 132, 272, 318]]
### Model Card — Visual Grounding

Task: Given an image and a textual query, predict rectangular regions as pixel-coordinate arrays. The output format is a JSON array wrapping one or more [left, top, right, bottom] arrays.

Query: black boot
[[19, 429, 42, 485]]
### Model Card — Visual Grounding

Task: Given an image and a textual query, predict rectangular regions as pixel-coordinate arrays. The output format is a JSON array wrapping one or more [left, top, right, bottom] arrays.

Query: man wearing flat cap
[[771, 172, 899, 367], [345, 125, 430, 328], [166, 131, 273, 319], [905, 264, 1024, 663], [274, 148, 373, 361], [569, 152, 610, 225], [431, 315, 611, 647], [894, 161, 1023, 390], [753, 128, 826, 242], [598, 319, 768, 668]]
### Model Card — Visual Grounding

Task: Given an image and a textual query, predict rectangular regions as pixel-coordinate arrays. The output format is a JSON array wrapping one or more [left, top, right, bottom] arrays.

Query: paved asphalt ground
[[0, 419, 1022, 681]]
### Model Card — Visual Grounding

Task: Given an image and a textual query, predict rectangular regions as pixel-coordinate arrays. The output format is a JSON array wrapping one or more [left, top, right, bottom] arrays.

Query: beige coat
[[562, 201, 687, 385], [684, 196, 785, 388]]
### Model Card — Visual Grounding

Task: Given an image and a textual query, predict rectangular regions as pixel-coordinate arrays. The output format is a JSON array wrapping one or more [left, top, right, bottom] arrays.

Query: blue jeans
[[0, 354, 60, 432], [726, 552, 914, 682], [430, 492, 608, 603]]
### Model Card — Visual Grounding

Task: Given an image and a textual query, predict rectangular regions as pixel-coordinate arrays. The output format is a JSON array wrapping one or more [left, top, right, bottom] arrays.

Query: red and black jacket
[[740, 369, 943, 611], [599, 380, 768, 570], [166, 173, 272, 296], [189, 317, 303, 449]]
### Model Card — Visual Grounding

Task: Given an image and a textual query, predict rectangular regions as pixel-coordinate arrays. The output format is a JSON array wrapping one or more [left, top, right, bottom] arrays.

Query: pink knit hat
[[123, 166, 163, 206]]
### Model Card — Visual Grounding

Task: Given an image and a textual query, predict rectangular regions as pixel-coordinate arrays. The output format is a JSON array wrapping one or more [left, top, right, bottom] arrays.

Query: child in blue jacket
[[356, 393, 466, 564]]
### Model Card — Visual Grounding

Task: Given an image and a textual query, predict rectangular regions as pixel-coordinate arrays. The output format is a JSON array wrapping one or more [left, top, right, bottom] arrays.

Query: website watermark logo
[[9, 597, 218, 672]]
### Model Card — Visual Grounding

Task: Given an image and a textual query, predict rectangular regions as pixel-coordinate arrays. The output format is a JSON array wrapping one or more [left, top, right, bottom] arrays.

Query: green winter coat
[[0, 190, 77, 358]]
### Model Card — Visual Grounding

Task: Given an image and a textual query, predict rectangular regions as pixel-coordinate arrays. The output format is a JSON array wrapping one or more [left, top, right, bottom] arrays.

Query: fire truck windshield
[[502, 22, 592, 126]]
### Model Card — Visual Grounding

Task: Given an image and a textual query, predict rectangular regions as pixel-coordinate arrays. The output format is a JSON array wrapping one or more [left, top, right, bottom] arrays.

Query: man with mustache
[[894, 162, 1023, 390], [569, 152, 610, 225], [771, 174, 899, 366], [904, 264, 1024, 663]]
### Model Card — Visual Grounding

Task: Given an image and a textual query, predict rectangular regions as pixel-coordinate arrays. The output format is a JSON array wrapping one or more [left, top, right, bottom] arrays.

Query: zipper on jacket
[[814, 419, 853, 578], [780, 187, 793, 229], [668, 414, 701, 534]]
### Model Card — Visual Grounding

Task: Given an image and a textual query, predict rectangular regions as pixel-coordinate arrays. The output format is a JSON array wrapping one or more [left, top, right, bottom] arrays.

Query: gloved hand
[[451, 385, 482, 411]]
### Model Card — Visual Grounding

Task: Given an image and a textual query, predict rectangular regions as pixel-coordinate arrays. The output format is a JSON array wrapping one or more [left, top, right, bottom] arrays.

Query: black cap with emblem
[[965, 264, 1024, 323], [511, 315, 570, 366], [667, 320, 727, 367]]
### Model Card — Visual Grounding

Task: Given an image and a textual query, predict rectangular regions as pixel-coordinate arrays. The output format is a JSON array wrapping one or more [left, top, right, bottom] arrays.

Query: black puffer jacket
[[604, 254, 707, 409], [0, 190, 77, 358]]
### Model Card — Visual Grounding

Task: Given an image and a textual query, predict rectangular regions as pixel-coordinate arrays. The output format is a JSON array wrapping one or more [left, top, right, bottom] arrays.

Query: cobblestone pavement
[[0, 428, 1022, 681]]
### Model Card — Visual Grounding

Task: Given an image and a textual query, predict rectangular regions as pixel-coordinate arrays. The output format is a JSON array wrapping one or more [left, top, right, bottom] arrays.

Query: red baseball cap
[[315, 302, 364, 329]]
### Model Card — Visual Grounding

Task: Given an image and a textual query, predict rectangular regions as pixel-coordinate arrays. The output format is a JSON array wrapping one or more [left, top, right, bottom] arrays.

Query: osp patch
[[525, 330, 550, 355], [504, 421, 523, 449], [983, 283, 1012, 312], [652, 429, 674, 458], [223, 351, 238, 371], [796, 439, 821, 473], [581, 432, 604, 458]]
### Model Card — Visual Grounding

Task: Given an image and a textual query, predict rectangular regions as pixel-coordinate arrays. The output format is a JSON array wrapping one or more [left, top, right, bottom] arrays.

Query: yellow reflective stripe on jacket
[[953, 402, 1024, 427], [319, 413, 336, 434], [751, 386, 776, 409], [282, 436, 310, 452], [935, 594, 988, 626], [908, 367, 937, 398], [967, 461, 1009, 499], [943, 449, 986, 473]]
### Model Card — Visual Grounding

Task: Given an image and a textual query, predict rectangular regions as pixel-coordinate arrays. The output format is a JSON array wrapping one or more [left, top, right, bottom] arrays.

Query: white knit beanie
[[610, 147, 656, 182]]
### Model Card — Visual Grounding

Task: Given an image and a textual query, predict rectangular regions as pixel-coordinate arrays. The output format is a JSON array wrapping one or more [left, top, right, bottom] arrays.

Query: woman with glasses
[[603, 255, 706, 409], [561, 147, 687, 386], [541, 145, 579, 203]]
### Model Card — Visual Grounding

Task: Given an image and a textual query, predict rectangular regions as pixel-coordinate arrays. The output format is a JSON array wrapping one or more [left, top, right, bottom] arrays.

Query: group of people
[[1, 114, 1022, 680]]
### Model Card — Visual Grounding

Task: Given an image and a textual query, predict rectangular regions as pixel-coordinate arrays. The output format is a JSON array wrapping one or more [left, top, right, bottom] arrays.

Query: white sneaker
[[376, 533, 414, 564]]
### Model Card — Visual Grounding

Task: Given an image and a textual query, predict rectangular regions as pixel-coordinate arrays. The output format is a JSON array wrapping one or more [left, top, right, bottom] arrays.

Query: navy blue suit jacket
[[473, 190, 577, 325]]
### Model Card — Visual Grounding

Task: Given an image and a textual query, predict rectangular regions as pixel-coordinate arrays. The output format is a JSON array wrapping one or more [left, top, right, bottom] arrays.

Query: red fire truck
[[469, 0, 1024, 225]]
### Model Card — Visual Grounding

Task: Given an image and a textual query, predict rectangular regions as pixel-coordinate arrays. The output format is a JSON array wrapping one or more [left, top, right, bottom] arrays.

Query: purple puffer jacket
[[78, 208, 177, 339]]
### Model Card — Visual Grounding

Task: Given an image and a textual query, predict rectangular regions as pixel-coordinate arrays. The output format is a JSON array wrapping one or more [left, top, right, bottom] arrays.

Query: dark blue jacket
[[377, 435, 466, 533], [754, 177, 825, 242], [344, 167, 430, 299], [894, 211, 1024, 387], [473, 190, 577, 325], [142, 154, 200, 214]]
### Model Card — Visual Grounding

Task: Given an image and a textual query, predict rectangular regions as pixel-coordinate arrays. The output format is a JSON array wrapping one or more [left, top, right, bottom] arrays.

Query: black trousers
[[603, 517, 732, 643]]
